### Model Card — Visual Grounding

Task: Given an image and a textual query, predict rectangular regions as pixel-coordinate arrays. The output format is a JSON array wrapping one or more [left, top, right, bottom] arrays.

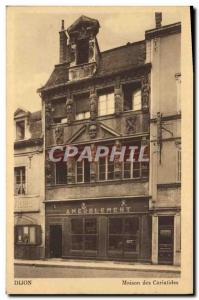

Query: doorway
[[158, 216, 174, 264], [49, 225, 62, 258]]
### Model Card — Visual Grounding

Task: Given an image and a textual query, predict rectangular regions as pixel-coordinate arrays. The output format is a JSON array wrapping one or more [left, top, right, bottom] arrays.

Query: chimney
[[155, 12, 162, 28], [59, 20, 68, 63]]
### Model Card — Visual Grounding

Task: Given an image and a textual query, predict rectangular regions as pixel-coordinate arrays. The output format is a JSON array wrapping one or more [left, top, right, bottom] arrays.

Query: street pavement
[[15, 265, 180, 278]]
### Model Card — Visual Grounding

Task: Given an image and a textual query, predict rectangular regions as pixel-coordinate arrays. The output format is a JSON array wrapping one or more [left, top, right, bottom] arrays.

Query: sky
[[7, 6, 182, 113]]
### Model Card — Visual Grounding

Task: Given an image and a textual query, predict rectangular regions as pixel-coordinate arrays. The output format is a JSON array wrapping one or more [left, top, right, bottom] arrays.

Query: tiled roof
[[96, 41, 146, 77], [40, 40, 146, 91]]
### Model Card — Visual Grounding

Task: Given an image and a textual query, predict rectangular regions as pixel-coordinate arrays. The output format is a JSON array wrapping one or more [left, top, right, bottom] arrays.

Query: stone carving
[[89, 40, 95, 62], [126, 116, 137, 134], [90, 143, 97, 182], [114, 140, 122, 179], [114, 87, 122, 116], [45, 159, 54, 185], [66, 98, 74, 124], [141, 76, 150, 110], [121, 200, 127, 208], [81, 202, 87, 211], [55, 126, 64, 144], [88, 122, 97, 139], [45, 100, 53, 130], [89, 91, 98, 120], [70, 46, 76, 64], [69, 63, 96, 81], [78, 25, 89, 40], [67, 157, 75, 184]]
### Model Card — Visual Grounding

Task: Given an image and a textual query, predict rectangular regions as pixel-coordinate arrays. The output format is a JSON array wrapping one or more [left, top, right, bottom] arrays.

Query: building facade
[[146, 20, 181, 265], [14, 109, 45, 259], [26, 13, 181, 265]]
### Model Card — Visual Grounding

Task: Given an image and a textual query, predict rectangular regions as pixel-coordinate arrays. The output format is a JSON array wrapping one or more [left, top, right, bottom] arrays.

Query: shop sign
[[63, 200, 147, 215]]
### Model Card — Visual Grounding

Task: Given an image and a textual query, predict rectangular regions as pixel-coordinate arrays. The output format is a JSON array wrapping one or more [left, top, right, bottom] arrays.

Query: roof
[[40, 40, 146, 91], [145, 22, 181, 40], [97, 41, 146, 77], [67, 15, 100, 34]]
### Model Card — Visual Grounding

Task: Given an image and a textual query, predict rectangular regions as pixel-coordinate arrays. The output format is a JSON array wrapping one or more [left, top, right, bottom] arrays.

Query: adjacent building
[[146, 18, 181, 265], [14, 108, 45, 259], [14, 13, 181, 265]]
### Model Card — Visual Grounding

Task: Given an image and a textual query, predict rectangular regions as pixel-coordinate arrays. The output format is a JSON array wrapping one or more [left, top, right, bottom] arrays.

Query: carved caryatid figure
[[55, 126, 64, 145], [141, 76, 150, 110], [89, 40, 95, 62], [114, 87, 122, 116], [66, 98, 74, 124], [45, 159, 54, 185], [114, 140, 122, 179], [45, 100, 53, 129], [90, 143, 97, 182], [89, 91, 98, 120]]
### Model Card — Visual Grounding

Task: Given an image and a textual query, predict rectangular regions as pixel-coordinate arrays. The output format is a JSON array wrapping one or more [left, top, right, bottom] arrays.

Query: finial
[[61, 20, 65, 31]]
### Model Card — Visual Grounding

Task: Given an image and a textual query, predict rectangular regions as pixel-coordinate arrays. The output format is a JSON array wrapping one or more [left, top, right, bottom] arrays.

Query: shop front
[[45, 198, 152, 262]]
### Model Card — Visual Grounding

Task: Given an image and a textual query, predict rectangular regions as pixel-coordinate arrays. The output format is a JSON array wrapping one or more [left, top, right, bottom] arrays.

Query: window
[[98, 89, 114, 116], [16, 120, 25, 140], [71, 218, 97, 251], [108, 217, 139, 254], [14, 167, 26, 195], [74, 93, 90, 120], [177, 148, 181, 182], [76, 39, 89, 65], [55, 161, 67, 185], [76, 159, 90, 183], [98, 156, 114, 181], [123, 145, 149, 179], [132, 89, 141, 111], [15, 225, 41, 245], [123, 82, 141, 111], [76, 111, 90, 120]]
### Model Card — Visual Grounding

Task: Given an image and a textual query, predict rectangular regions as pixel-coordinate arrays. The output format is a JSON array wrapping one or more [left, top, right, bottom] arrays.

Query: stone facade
[[14, 14, 181, 265]]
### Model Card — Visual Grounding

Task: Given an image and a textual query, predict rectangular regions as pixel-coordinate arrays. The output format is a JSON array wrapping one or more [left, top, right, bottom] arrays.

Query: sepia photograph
[[6, 6, 193, 294]]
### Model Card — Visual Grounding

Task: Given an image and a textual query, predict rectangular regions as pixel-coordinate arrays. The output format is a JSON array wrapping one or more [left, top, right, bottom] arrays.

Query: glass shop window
[[55, 161, 67, 185], [15, 225, 41, 245], [14, 166, 26, 195], [98, 88, 114, 116], [16, 120, 25, 140], [71, 218, 97, 251], [74, 93, 90, 120], [108, 217, 139, 253], [76, 39, 89, 65], [123, 82, 142, 111]]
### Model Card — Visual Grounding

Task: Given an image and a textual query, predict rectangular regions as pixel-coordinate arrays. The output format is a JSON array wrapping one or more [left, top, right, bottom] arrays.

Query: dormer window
[[16, 120, 25, 140], [123, 82, 142, 111], [76, 39, 89, 65]]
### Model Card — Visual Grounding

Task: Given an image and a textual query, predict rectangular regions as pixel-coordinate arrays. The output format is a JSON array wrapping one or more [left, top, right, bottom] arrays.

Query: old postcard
[[6, 6, 193, 294]]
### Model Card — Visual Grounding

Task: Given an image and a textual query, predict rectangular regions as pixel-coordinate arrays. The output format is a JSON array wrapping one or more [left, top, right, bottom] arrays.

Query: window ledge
[[46, 177, 149, 189]]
